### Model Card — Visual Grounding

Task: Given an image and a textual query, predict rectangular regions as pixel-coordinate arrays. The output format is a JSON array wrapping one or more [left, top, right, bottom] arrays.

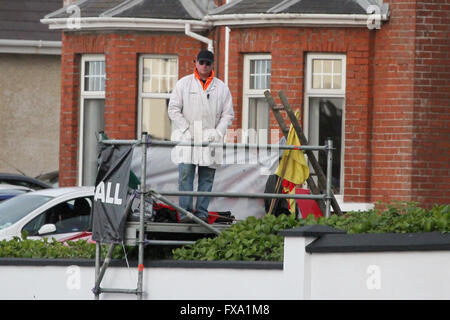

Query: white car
[[0, 187, 94, 241]]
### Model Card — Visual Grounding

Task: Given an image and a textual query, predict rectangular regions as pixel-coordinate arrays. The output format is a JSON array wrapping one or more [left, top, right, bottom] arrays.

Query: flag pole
[[268, 150, 290, 215]]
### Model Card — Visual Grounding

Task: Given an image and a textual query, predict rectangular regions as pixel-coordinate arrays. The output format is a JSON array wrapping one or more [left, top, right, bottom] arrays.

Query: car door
[[22, 196, 93, 241]]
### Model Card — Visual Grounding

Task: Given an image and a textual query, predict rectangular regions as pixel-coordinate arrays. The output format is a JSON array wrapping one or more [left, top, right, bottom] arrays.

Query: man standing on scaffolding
[[168, 49, 234, 223]]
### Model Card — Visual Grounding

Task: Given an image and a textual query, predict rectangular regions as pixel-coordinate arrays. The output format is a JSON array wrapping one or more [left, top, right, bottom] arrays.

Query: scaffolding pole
[[325, 139, 333, 218], [137, 132, 147, 300], [100, 138, 327, 151], [156, 190, 326, 200], [93, 134, 335, 300], [150, 190, 222, 236]]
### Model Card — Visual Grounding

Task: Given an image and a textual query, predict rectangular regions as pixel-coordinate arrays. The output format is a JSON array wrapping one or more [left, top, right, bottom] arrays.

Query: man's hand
[[205, 128, 222, 143]]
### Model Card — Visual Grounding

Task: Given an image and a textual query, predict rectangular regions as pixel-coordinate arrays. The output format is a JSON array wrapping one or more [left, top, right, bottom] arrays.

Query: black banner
[[92, 144, 133, 243]]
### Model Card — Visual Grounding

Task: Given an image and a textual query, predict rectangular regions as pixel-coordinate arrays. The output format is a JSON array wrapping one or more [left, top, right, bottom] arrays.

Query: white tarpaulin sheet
[[130, 145, 281, 221]]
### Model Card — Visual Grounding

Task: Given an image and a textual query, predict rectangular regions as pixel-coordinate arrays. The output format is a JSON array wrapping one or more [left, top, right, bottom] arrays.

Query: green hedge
[[0, 202, 448, 261], [0, 236, 124, 259], [172, 202, 450, 262]]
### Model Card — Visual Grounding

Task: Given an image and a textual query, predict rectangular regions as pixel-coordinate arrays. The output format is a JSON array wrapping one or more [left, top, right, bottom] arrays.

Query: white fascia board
[[40, 17, 212, 32], [0, 39, 61, 55], [205, 13, 389, 27]]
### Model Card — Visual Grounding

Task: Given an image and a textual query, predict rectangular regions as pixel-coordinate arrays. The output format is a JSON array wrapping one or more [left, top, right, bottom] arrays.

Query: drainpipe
[[224, 0, 230, 85], [185, 23, 214, 53]]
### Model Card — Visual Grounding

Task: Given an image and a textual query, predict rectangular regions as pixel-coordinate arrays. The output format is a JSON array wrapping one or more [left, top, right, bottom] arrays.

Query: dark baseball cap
[[197, 49, 214, 62]]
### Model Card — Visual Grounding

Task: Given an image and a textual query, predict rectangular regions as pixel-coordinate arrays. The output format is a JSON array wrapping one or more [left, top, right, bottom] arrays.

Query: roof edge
[[40, 17, 212, 32], [0, 39, 61, 55], [204, 12, 389, 27]]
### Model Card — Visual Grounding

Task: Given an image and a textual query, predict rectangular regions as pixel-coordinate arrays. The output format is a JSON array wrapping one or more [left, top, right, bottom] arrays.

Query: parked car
[[0, 184, 33, 203], [0, 173, 52, 190], [35, 171, 59, 188], [0, 187, 94, 241]]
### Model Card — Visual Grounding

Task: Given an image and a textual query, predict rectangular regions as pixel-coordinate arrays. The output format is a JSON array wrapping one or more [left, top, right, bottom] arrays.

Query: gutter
[[40, 17, 212, 32], [224, 0, 230, 85], [41, 17, 215, 53], [0, 39, 61, 55], [204, 13, 389, 27]]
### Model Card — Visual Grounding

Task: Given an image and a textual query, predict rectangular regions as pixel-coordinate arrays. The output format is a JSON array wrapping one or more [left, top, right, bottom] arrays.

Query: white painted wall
[[142, 268, 286, 300], [309, 251, 450, 300], [0, 237, 449, 300], [0, 264, 285, 300]]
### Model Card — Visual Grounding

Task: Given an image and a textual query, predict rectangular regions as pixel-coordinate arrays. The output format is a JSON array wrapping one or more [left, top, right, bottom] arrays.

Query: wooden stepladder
[[264, 90, 343, 216]]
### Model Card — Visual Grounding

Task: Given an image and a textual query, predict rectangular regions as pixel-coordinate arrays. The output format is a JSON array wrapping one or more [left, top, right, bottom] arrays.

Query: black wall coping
[[0, 258, 95, 267], [306, 231, 450, 253], [280, 225, 450, 253], [143, 260, 283, 270], [0, 258, 283, 270], [279, 225, 346, 237]]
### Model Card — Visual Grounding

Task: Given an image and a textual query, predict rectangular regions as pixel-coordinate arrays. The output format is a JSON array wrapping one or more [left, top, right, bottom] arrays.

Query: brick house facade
[[42, 0, 449, 210], [58, 32, 205, 185]]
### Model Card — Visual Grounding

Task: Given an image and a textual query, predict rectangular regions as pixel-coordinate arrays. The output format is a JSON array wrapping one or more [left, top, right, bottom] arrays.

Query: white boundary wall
[[310, 250, 450, 300], [0, 234, 449, 300]]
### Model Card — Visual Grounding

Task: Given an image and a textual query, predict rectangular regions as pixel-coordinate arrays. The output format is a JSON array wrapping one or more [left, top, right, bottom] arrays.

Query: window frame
[[80, 54, 106, 98], [242, 54, 272, 137], [304, 53, 346, 195], [305, 53, 346, 95], [78, 54, 105, 186], [137, 54, 178, 138]]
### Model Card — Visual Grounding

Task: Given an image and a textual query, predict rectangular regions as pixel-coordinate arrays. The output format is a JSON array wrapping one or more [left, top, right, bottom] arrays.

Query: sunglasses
[[198, 60, 212, 66]]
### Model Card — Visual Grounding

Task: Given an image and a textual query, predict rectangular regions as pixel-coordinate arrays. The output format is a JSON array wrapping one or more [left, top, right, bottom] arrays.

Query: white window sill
[[333, 195, 374, 213]]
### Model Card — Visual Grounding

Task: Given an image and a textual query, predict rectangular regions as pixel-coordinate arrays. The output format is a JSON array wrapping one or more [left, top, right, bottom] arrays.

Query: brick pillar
[[59, 33, 80, 187], [412, 0, 450, 205], [104, 34, 137, 140], [371, 0, 417, 203]]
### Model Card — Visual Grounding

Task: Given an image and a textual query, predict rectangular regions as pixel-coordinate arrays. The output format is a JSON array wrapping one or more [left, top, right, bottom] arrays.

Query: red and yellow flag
[[274, 111, 309, 214]]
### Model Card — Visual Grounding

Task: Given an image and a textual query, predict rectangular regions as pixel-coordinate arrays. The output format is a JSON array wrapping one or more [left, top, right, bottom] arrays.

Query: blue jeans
[[178, 163, 216, 219]]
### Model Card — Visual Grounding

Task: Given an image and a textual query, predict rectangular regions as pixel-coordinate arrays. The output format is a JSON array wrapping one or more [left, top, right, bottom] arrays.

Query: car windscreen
[[0, 189, 27, 201], [0, 195, 53, 230]]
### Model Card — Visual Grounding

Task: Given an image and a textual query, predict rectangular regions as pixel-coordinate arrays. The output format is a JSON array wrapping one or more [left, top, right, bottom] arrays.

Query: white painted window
[[304, 53, 346, 194], [79, 55, 105, 186], [138, 55, 178, 140], [311, 59, 343, 90], [242, 54, 271, 143], [83, 60, 105, 92]]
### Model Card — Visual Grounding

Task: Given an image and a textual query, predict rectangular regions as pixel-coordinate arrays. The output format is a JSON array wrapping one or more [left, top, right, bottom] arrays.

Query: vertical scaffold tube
[[137, 132, 147, 300], [94, 131, 103, 300], [94, 242, 101, 300], [326, 139, 333, 218]]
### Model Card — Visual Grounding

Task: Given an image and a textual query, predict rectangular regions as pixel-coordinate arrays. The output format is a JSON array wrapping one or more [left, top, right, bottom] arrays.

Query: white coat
[[168, 73, 234, 167]]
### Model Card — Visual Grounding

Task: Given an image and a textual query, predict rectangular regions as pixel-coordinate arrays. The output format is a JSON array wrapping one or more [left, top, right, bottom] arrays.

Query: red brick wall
[[412, 0, 450, 205], [227, 11, 449, 206], [59, 31, 204, 186], [372, 0, 450, 206], [371, 1, 417, 203], [227, 27, 373, 203], [58, 6, 449, 206]]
